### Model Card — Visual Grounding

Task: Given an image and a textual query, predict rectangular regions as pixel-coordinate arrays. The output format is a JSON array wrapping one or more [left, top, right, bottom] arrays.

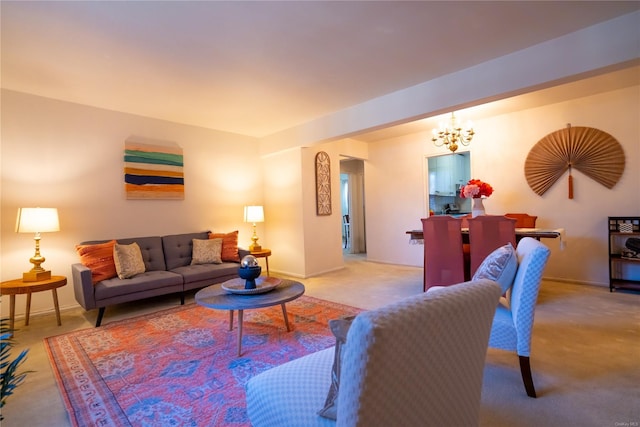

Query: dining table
[[406, 227, 566, 247]]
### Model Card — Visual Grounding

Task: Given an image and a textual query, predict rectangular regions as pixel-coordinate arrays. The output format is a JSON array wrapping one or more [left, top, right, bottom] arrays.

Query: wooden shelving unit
[[608, 217, 640, 292]]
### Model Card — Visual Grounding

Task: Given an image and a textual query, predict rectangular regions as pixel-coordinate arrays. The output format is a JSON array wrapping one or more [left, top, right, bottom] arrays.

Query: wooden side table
[[0, 275, 67, 330], [250, 249, 272, 276]]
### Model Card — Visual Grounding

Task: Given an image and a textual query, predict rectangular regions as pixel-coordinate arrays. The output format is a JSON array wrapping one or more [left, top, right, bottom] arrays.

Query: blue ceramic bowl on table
[[238, 266, 261, 289]]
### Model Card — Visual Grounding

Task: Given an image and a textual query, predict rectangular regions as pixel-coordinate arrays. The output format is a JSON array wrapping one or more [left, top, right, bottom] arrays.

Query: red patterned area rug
[[45, 295, 361, 427]]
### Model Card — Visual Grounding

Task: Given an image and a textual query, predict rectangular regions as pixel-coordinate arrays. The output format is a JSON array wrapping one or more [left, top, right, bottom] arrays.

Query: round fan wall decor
[[525, 124, 625, 198]]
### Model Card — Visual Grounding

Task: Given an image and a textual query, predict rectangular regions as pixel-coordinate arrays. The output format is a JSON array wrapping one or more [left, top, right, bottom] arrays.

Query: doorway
[[340, 159, 366, 254]]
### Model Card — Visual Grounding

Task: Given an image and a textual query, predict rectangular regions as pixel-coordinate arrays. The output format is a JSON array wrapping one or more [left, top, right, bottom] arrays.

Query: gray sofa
[[72, 231, 249, 326]]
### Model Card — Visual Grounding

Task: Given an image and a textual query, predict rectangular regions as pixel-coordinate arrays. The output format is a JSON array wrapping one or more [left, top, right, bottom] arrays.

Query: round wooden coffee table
[[195, 278, 305, 356]]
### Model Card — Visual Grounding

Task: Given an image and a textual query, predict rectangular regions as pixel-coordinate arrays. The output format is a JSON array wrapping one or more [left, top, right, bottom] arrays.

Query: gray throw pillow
[[191, 238, 223, 265], [472, 242, 518, 293], [317, 315, 356, 420], [113, 242, 146, 279]]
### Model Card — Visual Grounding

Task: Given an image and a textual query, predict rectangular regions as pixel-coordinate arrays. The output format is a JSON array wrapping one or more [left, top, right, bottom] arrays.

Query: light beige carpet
[[1, 254, 638, 426]]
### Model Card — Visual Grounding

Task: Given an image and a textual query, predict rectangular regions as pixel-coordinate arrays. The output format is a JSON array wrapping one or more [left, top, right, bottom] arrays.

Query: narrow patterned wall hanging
[[124, 141, 184, 200], [525, 124, 625, 199], [315, 151, 332, 215]]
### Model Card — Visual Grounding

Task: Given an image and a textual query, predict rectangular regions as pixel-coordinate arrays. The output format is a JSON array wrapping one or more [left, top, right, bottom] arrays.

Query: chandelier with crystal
[[431, 112, 474, 153]]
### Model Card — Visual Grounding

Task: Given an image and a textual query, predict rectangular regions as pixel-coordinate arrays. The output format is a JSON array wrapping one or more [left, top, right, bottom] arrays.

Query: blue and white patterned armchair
[[489, 236, 551, 397], [246, 280, 501, 426]]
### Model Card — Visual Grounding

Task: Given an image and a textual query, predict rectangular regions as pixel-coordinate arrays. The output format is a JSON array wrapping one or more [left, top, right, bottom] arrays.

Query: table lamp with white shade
[[244, 205, 264, 252], [16, 207, 60, 281]]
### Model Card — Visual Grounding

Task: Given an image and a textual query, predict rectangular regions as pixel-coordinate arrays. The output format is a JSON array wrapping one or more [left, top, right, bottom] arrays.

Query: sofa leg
[[180, 293, 185, 305], [95, 307, 105, 327], [519, 355, 537, 398]]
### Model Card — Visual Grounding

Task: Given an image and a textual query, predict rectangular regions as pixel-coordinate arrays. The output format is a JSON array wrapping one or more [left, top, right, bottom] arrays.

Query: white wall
[[260, 139, 371, 278], [365, 133, 429, 267], [260, 147, 306, 277], [1, 90, 262, 317], [301, 146, 345, 275], [365, 85, 640, 286]]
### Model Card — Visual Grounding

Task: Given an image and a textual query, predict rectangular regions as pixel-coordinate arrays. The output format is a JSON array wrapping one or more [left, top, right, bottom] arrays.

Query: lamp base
[[249, 243, 262, 252], [23, 269, 51, 282]]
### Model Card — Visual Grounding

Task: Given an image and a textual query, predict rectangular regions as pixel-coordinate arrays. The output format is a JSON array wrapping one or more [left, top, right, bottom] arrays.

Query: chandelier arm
[[432, 136, 447, 147]]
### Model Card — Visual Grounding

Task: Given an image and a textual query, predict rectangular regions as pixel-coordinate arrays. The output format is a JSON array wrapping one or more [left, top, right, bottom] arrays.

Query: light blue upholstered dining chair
[[489, 236, 551, 398]]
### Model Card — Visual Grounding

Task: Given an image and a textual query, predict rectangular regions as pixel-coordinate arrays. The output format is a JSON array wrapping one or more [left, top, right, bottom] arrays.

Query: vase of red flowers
[[460, 179, 493, 217]]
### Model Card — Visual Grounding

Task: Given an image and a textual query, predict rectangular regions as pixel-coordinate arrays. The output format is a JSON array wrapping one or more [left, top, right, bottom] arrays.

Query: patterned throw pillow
[[191, 238, 223, 265], [209, 231, 240, 262], [318, 315, 356, 420], [472, 243, 518, 293], [75, 240, 118, 284], [113, 242, 146, 279]]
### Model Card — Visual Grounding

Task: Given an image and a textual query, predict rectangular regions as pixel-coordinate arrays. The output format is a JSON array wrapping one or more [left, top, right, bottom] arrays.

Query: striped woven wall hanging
[[124, 141, 184, 200]]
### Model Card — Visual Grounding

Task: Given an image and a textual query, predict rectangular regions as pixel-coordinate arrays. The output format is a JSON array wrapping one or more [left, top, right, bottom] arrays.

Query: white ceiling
[[1, 1, 639, 139]]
